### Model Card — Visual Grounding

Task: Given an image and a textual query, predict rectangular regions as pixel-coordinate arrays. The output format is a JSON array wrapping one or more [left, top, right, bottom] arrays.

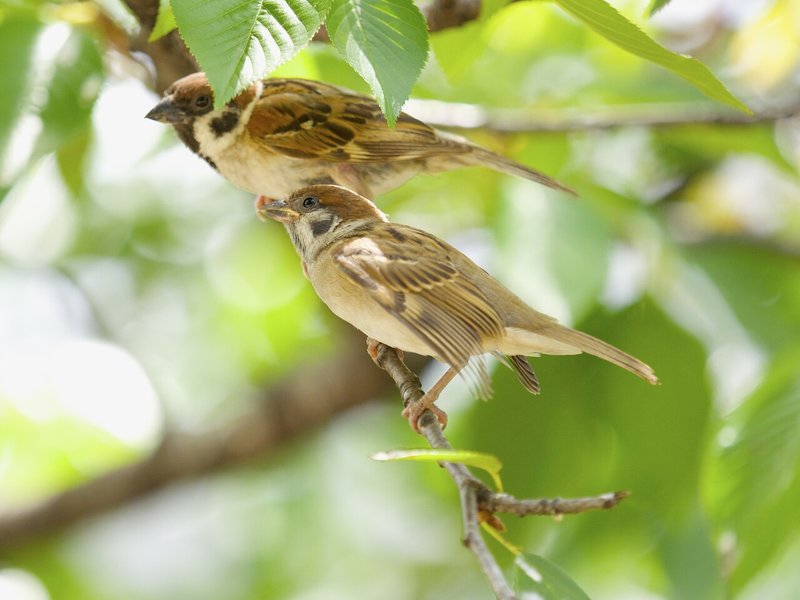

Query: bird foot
[[402, 396, 448, 434], [254, 195, 274, 218], [364, 337, 447, 433], [366, 338, 403, 366]]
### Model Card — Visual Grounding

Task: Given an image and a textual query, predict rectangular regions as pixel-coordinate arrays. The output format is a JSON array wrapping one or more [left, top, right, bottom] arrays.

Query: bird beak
[[256, 198, 300, 223], [145, 98, 184, 123]]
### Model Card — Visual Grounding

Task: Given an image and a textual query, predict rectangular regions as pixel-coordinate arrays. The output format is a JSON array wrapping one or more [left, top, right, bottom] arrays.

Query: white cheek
[[297, 222, 318, 249], [193, 82, 263, 156], [193, 113, 241, 155]]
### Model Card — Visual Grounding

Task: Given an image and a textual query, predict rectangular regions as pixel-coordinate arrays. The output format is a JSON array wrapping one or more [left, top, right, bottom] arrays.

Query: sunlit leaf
[[655, 125, 795, 175], [514, 553, 592, 599], [708, 350, 800, 592], [552, 0, 750, 113], [431, 0, 508, 82], [729, 0, 800, 93], [172, 0, 330, 108], [497, 181, 613, 323], [56, 129, 91, 196], [0, 408, 137, 505], [35, 30, 104, 156], [0, 16, 40, 176], [647, 0, 672, 16], [658, 508, 723, 599], [326, 0, 429, 126], [148, 0, 177, 41], [688, 242, 800, 350], [372, 448, 504, 491]]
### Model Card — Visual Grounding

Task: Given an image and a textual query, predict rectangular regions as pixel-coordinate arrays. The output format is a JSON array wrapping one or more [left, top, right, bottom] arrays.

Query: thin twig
[[484, 490, 630, 516], [371, 342, 628, 600], [403, 98, 800, 133]]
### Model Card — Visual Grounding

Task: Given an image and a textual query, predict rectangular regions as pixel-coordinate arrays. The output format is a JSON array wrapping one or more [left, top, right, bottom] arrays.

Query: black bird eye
[[194, 95, 211, 108], [302, 196, 319, 208]]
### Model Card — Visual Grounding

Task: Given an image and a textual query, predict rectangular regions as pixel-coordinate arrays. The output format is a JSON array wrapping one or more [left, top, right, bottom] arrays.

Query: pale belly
[[309, 271, 438, 358], [214, 146, 313, 198], [213, 144, 426, 199]]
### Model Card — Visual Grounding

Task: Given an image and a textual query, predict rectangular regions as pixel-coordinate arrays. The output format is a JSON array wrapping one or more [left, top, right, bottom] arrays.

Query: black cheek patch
[[311, 216, 336, 237], [210, 112, 240, 137]]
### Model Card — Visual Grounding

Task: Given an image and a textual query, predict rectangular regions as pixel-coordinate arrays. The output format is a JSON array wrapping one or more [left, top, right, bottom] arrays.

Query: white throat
[[192, 80, 264, 155], [289, 216, 377, 263]]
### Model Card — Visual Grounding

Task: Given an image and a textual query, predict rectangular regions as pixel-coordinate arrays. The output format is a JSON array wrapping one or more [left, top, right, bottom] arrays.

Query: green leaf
[[431, 0, 507, 82], [497, 181, 614, 324], [56, 129, 92, 196], [709, 350, 800, 592], [647, 0, 672, 16], [687, 242, 800, 351], [514, 553, 593, 600], [655, 125, 796, 175], [552, 0, 750, 113], [658, 508, 723, 599], [0, 16, 40, 173], [326, 0, 429, 126], [372, 448, 504, 491], [172, 0, 330, 108], [148, 0, 177, 41], [35, 30, 104, 157]]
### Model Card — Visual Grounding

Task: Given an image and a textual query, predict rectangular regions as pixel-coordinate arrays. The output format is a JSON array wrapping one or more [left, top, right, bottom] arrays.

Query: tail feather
[[470, 146, 576, 196], [543, 326, 659, 385], [508, 355, 541, 395]]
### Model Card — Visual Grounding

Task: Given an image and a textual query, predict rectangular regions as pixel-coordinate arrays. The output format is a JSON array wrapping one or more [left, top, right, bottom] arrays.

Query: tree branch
[[0, 331, 392, 550], [423, 0, 482, 33], [403, 98, 800, 133], [371, 343, 627, 600], [122, 0, 198, 94], [314, 0, 481, 41]]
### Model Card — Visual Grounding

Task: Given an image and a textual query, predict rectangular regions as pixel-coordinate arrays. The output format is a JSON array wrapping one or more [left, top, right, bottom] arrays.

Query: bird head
[[257, 185, 387, 258], [145, 72, 215, 124]]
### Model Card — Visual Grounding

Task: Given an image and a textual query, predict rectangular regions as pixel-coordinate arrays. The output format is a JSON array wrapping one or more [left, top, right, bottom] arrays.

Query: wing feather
[[332, 226, 504, 369], [247, 79, 470, 163]]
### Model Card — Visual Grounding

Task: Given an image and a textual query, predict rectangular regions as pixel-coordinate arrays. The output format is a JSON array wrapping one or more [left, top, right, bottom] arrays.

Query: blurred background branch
[[123, 0, 197, 93], [0, 331, 390, 549], [405, 99, 800, 132]]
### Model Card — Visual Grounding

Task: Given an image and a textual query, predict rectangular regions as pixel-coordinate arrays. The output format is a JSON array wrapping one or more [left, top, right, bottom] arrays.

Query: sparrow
[[256, 184, 658, 432], [145, 72, 575, 200]]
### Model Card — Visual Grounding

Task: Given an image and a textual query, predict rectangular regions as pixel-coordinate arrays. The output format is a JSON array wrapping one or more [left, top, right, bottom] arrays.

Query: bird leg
[[366, 338, 450, 433], [402, 366, 458, 433]]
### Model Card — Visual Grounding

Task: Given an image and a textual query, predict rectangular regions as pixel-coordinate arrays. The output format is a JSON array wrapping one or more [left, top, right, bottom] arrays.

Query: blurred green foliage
[[1, 1, 800, 599], [156, 0, 746, 124]]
